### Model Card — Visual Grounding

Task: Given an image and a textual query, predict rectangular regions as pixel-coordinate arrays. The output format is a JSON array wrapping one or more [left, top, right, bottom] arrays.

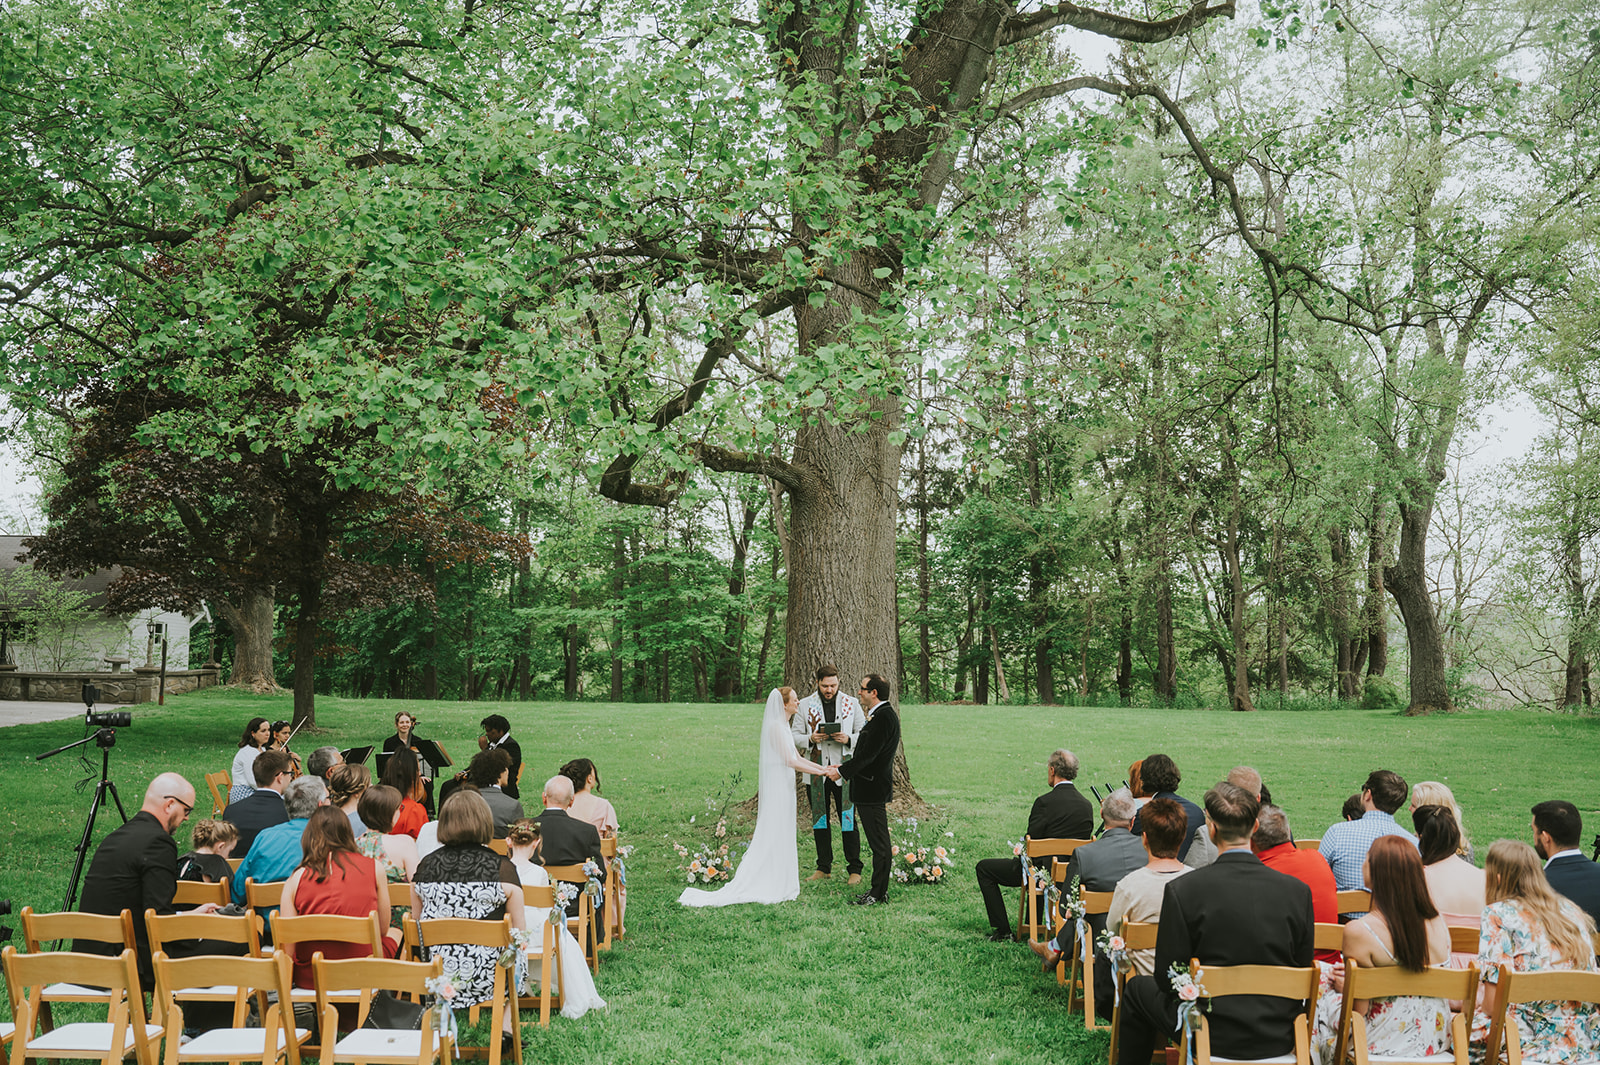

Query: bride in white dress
[[679, 686, 829, 907]]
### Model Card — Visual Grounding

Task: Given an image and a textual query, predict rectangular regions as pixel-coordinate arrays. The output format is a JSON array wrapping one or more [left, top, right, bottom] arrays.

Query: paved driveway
[[0, 699, 127, 728]]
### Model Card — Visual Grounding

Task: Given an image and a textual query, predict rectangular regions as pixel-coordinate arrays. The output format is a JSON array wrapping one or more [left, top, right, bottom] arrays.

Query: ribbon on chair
[[424, 971, 462, 1059]]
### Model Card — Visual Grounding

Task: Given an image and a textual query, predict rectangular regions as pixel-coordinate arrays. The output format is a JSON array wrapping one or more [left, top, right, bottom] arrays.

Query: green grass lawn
[[2, 690, 1597, 1064]]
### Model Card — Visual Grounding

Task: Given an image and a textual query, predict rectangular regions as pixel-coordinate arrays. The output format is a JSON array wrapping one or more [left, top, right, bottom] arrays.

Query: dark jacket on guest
[[76, 811, 178, 986], [223, 788, 289, 858], [1546, 852, 1600, 928], [1023, 782, 1096, 864]]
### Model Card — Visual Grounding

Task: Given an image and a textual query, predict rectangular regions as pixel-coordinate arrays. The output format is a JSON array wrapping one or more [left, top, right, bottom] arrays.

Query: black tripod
[[38, 726, 127, 912]]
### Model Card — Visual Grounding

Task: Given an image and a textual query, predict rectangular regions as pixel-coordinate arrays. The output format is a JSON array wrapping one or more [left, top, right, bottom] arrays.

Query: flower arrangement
[[672, 774, 749, 883], [1168, 960, 1210, 1043], [1096, 929, 1131, 976], [423, 968, 461, 1044], [889, 817, 953, 884]]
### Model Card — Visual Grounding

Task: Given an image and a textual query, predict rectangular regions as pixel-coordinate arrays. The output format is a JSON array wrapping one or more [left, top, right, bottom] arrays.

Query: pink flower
[[1178, 984, 1200, 1002], [1109, 936, 1125, 951]]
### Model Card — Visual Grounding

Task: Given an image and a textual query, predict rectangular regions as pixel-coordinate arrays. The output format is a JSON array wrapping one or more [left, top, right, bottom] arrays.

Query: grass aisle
[[1, 690, 1595, 1064]]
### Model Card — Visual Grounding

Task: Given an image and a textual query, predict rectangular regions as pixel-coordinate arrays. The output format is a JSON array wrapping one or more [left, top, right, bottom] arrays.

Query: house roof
[[0, 535, 121, 612]]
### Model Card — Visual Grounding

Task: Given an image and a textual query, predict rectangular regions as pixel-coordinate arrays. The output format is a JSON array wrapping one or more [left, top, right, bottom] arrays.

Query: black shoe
[[500, 1033, 517, 1059], [851, 893, 886, 906], [985, 930, 1011, 942]]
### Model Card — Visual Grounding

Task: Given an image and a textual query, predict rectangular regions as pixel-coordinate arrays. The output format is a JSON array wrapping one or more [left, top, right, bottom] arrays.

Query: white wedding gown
[[513, 860, 607, 1019], [679, 689, 828, 907]]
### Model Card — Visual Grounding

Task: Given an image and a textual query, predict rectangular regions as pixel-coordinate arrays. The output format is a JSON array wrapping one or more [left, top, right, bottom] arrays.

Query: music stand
[[341, 745, 374, 766]]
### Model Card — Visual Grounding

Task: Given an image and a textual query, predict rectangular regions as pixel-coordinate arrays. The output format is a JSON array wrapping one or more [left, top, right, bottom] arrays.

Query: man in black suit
[[973, 747, 1095, 941], [534, 774, 606, 917], [1118, 782, 1315, 1065], [77, 772, 222, 986], [831, 673, 902, 906], [480, 714, 523, 800], [1533, 800, 1600, 926], [221, 749, 292, 857]]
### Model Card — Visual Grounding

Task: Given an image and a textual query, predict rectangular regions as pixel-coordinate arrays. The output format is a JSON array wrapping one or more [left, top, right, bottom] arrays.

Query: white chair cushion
[[178, 1027, 310, 1058], [175, 984, 243, 998], [43, 982, 116, 998], [1212, 1057, 1297, 1064], [27, 1022, 165, 1054], [1, 1022, 14, 1041], [288, 987, 361, 1001], [332, 1028, 438, 1059]]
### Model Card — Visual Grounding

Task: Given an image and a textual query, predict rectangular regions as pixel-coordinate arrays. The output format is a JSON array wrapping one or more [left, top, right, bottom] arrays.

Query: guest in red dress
[[379, 747, 430, 839], [278, 807, 404, 989]]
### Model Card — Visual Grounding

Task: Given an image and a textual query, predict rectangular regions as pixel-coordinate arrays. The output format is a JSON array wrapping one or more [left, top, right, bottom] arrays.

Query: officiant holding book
[[792, 664, 866, 885]]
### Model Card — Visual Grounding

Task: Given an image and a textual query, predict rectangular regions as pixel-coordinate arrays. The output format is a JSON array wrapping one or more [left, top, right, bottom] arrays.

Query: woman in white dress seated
[[505, 818, 605, 1019], [678, 687, 829, 908]]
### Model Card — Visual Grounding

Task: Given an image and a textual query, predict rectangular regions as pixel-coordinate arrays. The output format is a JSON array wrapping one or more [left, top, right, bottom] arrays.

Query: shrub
[[1361, 674, 1405, 710]]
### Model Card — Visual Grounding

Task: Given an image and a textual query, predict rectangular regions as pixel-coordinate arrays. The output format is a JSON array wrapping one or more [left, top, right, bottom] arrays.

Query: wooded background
[[2, 0, 1597, 722]]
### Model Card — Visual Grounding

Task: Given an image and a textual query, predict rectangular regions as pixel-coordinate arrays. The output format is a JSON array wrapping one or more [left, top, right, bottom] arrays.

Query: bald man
[[533, 775, 607, 917], [77, 773, 219, 986]]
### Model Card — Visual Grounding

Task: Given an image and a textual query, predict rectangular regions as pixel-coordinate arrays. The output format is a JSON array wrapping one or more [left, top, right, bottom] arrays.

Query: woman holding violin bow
[[266, 719, 305, 778]]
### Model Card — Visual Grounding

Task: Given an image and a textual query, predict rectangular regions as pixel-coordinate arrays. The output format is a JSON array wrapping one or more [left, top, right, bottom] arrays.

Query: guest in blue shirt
[[1319, 769, 1417, 909], [232, 774, 328, 904]]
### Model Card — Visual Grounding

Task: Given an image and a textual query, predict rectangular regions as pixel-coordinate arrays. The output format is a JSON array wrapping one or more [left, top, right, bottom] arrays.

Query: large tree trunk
[[1365, 502, 1389, 677], [610, 530, 625, 701], [291, 574, 320, 727], [1222, 445, 1256, 713], [1385, 493, 1454, 714], [216, 586, 277, 690], [1562, 517, 1588, 707]]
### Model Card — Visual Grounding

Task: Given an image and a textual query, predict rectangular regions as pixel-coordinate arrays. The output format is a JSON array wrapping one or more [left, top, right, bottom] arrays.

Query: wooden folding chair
[[153, 949, 307, 1065], [20, 906, 137, 1032], [1336, 889, 1372, 915], [1330, 959, 1478, 1065], [1483, 964, 1600, 1065], [171, 881, 229, 908], [206, 772, 231, 817], [270, 912, 384, 1006], [243, 880, 290, 951], [1018, 838, 1092, 943], [2, 946, 162, 1065], [312, 954, 450, 1065], [486, 840, 510, 857], [1447, 925, 1478, 956], [1107, 920, 1160, 1065], [227, 858, 244, 875], [543, 865, 599, 972], [515, 885, 565, 1027], [1314, 923, 1345, 954], [1293, 839, 1321, 851], [598, 836, 621, 952], [1060, 882, 1114, 1032], [146, 910, 267, 1026], [1181, 958, 1319, 1065], [408, 916, 519, 1065]]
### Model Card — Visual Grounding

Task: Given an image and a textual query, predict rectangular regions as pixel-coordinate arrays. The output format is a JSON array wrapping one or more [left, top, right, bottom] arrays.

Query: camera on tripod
[[82, 684, 131, 729]]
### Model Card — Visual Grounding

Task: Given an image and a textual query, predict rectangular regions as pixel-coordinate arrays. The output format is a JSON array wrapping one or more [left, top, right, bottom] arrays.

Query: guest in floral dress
[[1312, 836, 1453, 1064], [355, 784, 418, 928], [1471, 840, 1600, 1064], [413, 790, 527, 1043]]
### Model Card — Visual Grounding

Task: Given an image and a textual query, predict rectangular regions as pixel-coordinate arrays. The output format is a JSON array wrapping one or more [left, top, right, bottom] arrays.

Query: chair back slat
[[171, 880, 230, 908], [312, 953, 443, 1030], [1120, 919, 1158, 951], [1314, 922, 1346, 953], [146, 910, 263, 956], [1080, 890, 1114, 915], [1294, 838, 1321, 851], [1336, 889, 1372, 914], [21, 906, 135, 951], [1448, 924, 1479, 955], [244, 879, 288, 911], [415, 916, 513, 950], [487, 839, 510, 856], [1027, 838, 1093, 860], [1345, 960, 1478, 1000], [152, 948, 293, 1010], [272, 912, 383, 956], [1192, 958, 1320, 1000]]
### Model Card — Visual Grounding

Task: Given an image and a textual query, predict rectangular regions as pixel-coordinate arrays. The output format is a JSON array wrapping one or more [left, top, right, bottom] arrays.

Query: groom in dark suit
[[830, 673, 901, 906], [1117, 781, 1315, 1064]]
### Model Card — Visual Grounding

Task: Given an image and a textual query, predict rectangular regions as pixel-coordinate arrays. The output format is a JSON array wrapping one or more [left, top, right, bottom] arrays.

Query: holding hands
[[823, 765, 842, 781]]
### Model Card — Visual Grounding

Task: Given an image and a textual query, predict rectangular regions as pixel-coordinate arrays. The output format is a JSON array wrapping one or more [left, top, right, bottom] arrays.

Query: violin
[[270, 719, 305, 778]]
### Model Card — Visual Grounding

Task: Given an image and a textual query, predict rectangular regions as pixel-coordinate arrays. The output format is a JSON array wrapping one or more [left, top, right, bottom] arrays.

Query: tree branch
[[695, 442, 804, 492], [1002, 0, 1234, 47]]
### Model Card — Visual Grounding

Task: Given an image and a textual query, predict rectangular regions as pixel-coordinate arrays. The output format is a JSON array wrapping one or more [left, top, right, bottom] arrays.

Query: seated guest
[[414, 791, 528, 1045], [1413, 804, 1485, 920], [278, 806, 403, 989], [1116, 782, 1314, 1065], [973, 748, 1095, 942], [76, 772, 227, 988], [1127, 760, 1151, 812], [177, 819, 238, 883], [1032, 796, 1192, 1020], [231, 774, 327, 904], [534, 775, 608, 920], [1311, 836, 1452, 1064], [1227, 766, 1263, 801], [229, 717, 272, 803], [1062, 788, 1147, 895], [379, 746, 429, 839], [223, 749, 293, 856], [1470, 840, 1600, 1059], [505, 818, 606, 1019], [1411, 780, 1474, 861], [326, 763, 370, 838], [1533, 799, 1600, 926], [356, 784, 419, 929], [307, 745, 344, 782], [1319, 769, 1416, 906], [1131, 753, 1213, 867], [466, 748, 524, 837], [1342, 793, 1365, 822], [563, 758, 618, 834], [1252, 804, 1339, 963]]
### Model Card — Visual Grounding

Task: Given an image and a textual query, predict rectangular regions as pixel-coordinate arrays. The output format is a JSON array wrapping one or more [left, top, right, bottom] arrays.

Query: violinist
[[267, 719, 305, 778]]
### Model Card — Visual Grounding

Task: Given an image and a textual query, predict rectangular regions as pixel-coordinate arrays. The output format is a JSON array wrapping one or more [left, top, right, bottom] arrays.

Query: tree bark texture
[[217, 586, 277, 691]]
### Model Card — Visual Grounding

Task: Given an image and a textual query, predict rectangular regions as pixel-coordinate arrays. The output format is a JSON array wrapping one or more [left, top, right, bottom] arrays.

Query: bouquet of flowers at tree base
[[889, 817, 954, 884], [672, 833, 748, 884]]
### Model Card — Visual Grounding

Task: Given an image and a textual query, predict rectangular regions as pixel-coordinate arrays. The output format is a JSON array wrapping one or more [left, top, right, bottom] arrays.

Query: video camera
[[82, 684, 131, 729]]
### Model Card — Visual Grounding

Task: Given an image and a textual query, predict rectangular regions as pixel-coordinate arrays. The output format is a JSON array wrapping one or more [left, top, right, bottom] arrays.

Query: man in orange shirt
[[1252, 803, 1339, 963]]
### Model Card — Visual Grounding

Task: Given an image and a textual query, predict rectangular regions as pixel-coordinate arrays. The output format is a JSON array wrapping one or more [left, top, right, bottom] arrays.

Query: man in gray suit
[[1030, 787, 1147, 1013]]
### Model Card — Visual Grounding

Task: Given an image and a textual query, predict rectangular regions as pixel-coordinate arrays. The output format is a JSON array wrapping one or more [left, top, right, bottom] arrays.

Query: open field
[[2, 690, 1596, 1064]]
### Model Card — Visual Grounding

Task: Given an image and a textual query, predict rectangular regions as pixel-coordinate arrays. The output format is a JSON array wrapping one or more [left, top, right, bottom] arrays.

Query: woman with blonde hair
[[326, 762, 371, 837], [1410, 781, 1473, 861], [177, 820, 239, 883], [1471, 840, 1600, 1061]]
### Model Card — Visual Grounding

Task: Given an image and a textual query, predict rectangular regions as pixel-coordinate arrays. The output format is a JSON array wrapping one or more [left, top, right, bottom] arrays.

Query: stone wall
[[0, 668, 221, 704]]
